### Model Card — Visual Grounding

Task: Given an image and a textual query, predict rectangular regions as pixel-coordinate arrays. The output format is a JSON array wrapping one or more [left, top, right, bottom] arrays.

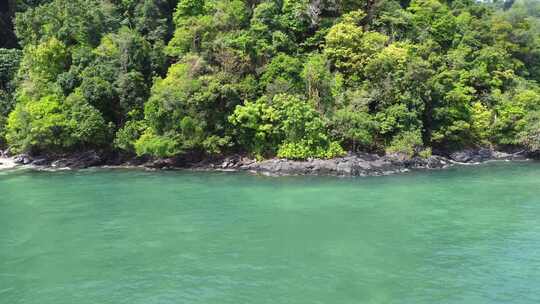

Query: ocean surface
[[1, 162, 540, 303]]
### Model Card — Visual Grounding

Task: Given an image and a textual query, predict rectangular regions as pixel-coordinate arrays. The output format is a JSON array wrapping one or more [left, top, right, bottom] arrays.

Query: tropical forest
[[1, 0, 539, 161]]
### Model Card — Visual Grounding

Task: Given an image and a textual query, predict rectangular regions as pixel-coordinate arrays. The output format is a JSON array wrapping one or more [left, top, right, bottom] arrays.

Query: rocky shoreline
[[208, 149, 530, 176], [0, 148, 533, 176]]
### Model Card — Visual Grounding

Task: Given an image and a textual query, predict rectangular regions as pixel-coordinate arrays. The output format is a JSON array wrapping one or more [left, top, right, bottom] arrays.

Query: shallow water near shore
[[1, 161, 540, 303]]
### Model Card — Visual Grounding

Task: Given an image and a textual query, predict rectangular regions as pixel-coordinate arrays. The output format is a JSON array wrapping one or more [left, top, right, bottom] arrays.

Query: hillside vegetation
[[1, 0, 539, 160]]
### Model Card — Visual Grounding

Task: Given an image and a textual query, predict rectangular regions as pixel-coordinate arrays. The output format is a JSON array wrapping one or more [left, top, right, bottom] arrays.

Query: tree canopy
[[1, 0, 539, 158]]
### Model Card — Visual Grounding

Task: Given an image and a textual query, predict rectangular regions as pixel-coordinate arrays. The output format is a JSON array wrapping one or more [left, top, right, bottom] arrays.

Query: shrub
[[134, 130, 180, 158], [386, 130, 424, 159]]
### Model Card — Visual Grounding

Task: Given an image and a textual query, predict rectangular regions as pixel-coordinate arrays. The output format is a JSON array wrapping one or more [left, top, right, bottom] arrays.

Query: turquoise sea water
[[1, 162, 540, 304]]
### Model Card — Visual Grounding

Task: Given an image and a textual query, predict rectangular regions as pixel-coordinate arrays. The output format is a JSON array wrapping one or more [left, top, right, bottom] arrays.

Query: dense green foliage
[[1, 0, 539, 159]]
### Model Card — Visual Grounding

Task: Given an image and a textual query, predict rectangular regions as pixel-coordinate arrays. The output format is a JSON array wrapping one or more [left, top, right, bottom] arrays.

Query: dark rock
[[402, 156, 448, 169], [448, 148, 530, 163], [386, 152, 410, 162], [492, 150, 529, 161], [49, 151, 103, 169], [243, 154, 401, 176], [50, 159, 66, 168], [449, 148, 494, 163], [239, 152, 462, 177], [148, 158, 176, 169], [220, 156, 239, 169], [31, 158, 50, 166], [477, 148, 494, 161], [527, 150, 540, 160], [7, 148, 532, 176], [449, 149, 474, 162], [14, 154, 32, 165], [426, 156, 448, 169], [76, 151, 102, 168]]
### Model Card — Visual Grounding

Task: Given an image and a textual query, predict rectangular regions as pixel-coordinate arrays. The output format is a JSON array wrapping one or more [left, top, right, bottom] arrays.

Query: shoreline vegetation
[[1, 0, 540, 167]]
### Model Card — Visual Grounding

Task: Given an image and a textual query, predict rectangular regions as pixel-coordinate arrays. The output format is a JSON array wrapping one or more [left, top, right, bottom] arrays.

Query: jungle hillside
[[1, 0, 540, 160]]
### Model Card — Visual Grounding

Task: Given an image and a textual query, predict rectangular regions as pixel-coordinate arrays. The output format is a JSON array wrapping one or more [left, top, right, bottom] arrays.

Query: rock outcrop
[[448, 148, 527, 163], [49, 151, 103, 169], [13, 153, 33, 165], [238, 153, 450, 176], [9, 151, 104, 169], [1, 147, 534, 176]]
